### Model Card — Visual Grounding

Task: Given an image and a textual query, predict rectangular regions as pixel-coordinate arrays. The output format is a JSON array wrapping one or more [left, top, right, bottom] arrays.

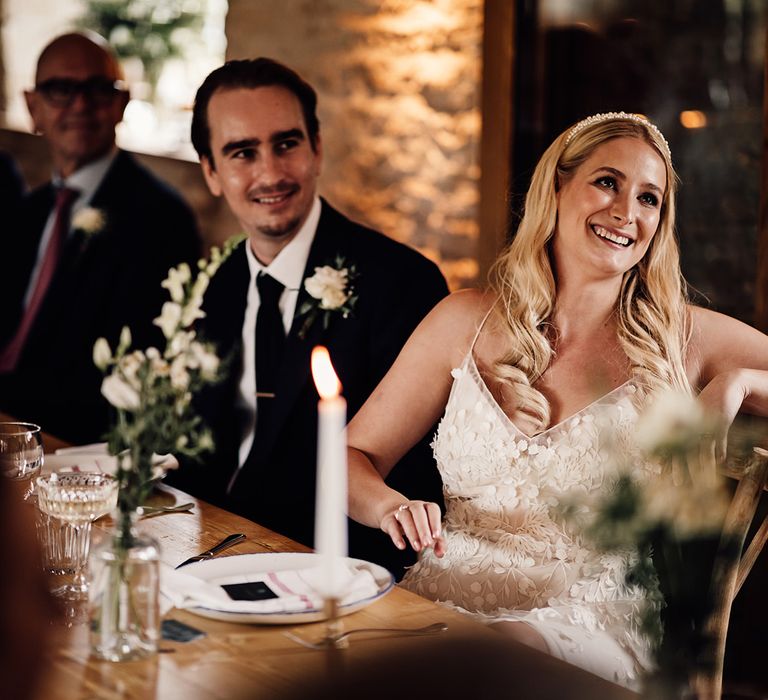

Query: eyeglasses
[[34, 77, 126, 107]]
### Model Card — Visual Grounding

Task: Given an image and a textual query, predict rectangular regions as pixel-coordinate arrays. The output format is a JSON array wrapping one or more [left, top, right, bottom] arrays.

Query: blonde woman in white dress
[[346, 113, 768, 688]]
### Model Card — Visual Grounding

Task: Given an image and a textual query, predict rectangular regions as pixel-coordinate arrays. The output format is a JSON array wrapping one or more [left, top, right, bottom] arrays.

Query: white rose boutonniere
[[297, 256, 358, 339], [72, 206, 106, 244]]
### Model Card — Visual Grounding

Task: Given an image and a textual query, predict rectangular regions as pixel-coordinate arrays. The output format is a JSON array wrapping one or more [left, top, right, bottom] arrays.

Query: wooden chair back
[[694, 447, 768, 700]]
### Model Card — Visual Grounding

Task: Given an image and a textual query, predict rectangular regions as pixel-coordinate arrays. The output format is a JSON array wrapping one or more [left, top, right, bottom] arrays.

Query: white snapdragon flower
[[119, 350, 146, 390], [166, 330, 194, 359], [145, 347, 170, 377], [170, 355, 190, 390], [101, 374, 141, 411], [161, 263, 191, 304], [190, 341, 220, 380], [304, 265, 350, 310], [180, 296, 206, 327], [190, 271, 210, 301], [154, 302, 183, 339], [635, 390, 706, 453], [93, 337, 112, 371]]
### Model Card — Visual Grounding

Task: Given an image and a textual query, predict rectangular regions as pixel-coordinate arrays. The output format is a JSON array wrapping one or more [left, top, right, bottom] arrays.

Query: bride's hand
[[381, 500, 445, 558]]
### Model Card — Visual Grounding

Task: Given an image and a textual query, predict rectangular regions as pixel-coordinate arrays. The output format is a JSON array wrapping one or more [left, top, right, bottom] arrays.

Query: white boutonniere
[[297, 256, 358, 339], [72, 206, 106, 241]]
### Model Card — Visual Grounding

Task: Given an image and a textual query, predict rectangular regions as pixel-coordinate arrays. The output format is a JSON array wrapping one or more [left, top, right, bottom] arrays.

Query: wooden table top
[[33, 485, 636, 700]]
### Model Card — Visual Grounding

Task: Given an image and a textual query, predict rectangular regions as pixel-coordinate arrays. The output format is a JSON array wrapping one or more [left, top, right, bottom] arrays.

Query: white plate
[[181, 552, 394, 625]]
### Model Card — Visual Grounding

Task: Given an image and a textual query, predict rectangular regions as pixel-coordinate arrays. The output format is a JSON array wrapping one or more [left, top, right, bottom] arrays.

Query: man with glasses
[[0, 32, 200, 444]]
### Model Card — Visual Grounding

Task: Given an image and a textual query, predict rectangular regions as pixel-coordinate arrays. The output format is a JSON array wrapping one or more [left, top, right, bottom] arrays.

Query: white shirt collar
[[244, 196, 322, 291], [53, 148, 118, 205]]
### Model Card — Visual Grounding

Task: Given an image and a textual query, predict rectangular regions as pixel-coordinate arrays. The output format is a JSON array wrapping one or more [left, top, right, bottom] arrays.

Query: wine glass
[[0, 422, 43, 501], [35, 472, 118, 599]]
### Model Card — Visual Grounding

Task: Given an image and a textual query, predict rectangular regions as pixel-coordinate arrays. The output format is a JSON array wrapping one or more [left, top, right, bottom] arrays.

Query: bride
[[346, 112, 768, 688]]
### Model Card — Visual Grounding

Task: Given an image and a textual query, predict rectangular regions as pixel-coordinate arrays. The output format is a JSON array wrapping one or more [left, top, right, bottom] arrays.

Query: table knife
[[175, 533, 247, 568]]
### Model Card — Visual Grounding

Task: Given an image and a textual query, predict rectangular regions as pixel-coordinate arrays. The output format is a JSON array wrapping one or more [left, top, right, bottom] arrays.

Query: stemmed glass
[[0, 421, 44, 501], [36, 472, 118, 598]]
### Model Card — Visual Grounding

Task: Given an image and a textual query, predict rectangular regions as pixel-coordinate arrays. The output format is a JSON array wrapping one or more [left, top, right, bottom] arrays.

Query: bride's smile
[[552, 136, 667, 281]]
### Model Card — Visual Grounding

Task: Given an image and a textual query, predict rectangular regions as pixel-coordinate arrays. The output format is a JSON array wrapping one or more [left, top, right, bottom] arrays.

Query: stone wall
[[226, 0, 483, 288]]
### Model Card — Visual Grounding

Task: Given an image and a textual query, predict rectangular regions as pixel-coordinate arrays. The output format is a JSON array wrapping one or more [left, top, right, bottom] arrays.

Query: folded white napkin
[[44, 443, 177, 477], [160, 561, 380, 616]]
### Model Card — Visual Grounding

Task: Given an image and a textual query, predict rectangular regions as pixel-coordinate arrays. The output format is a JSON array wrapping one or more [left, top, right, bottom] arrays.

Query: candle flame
[[311, 346, 342, 399]]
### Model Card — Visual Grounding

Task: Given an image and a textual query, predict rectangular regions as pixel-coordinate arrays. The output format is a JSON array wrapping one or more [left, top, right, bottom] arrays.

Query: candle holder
[[321, 596, 348, 649]]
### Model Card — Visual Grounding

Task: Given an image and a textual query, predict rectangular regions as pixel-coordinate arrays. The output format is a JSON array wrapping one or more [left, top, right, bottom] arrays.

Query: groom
[[168, 58, 448, 573]]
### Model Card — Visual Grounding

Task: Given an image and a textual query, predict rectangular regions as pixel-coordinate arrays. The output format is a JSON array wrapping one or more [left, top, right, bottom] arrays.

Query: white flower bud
[[93, 337, 112, 370], [118, 326, 132, 352]]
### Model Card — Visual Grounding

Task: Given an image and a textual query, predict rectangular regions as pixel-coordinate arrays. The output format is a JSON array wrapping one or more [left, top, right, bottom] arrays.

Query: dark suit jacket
[[0, 150, 200, 443], [167, 200, 448, 575], [0, 152, 24, 221]]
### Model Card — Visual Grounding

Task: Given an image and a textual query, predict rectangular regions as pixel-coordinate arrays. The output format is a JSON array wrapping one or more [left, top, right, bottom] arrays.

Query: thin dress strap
[[468, 301, 496, 356]]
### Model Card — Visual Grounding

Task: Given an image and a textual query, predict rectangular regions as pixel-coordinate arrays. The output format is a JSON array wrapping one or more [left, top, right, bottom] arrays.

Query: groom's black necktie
[[255, 272, 286, 418]]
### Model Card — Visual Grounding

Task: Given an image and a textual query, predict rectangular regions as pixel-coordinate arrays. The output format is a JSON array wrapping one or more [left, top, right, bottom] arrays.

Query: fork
[[284, 622, 448, 649]]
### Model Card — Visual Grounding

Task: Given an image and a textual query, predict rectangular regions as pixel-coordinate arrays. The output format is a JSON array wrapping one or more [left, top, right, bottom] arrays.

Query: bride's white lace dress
[[401, 351, 656, 688]]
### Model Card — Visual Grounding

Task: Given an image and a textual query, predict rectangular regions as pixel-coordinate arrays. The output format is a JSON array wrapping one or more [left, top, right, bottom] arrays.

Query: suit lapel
[[2, 185, 55, 344], [18, 185, 55, 280]]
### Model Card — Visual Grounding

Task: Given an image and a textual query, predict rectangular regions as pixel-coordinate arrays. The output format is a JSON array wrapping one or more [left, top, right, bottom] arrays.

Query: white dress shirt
[[236, 196, 322, 467], [23, 149, 117, 307]]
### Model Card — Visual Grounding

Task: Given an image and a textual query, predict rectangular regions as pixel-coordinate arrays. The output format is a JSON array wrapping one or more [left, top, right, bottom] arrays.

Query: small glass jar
[[89, 513, 160, 661]]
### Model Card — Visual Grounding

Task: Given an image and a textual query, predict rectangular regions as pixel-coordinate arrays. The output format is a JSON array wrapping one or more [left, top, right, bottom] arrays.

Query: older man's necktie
[[255, 272, 286, 417], [0, 186, 79, 372]]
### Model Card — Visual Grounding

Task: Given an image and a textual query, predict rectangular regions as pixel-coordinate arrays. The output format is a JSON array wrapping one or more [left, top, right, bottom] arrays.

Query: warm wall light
[[679, 110, 708, 129]]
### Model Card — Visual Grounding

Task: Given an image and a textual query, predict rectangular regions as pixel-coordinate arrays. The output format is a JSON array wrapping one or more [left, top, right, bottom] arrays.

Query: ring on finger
[[397, 503, 411, 512]]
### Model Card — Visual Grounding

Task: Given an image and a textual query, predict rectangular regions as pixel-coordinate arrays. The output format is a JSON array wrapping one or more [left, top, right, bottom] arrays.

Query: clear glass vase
[[89, 511, 160, 661]]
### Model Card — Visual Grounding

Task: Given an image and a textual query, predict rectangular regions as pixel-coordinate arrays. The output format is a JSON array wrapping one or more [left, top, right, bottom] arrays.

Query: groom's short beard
[[257, 216, 302, 240]]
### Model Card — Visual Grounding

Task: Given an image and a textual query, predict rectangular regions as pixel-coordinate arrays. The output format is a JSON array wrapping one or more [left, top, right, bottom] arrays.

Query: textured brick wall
[[226, 0, 483, 288]]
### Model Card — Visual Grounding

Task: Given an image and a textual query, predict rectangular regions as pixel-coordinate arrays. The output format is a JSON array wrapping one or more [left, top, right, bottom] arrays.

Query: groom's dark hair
[[191, 57, 320, 163]]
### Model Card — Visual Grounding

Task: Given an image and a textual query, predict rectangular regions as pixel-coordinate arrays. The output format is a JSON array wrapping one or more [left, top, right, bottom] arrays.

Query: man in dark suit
[[167, 59, 448, 573], [0, 33, 199, 444]]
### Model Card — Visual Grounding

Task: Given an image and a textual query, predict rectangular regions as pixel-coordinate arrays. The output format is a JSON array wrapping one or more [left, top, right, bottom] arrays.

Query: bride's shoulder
[[413, 289, 496, 354], [427, 288, 495, 329]]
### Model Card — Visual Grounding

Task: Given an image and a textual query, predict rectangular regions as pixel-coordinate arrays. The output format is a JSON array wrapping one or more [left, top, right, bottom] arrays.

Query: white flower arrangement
[[569, 390, 729, 546], [297, 256, 358, 339], [94, 236, 242, 518], [564, 389, 733, 689], [72, 206, 106, 238]]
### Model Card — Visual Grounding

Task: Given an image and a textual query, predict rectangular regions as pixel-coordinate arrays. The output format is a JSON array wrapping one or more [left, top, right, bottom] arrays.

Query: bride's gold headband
[[564, 111, 671, 159]]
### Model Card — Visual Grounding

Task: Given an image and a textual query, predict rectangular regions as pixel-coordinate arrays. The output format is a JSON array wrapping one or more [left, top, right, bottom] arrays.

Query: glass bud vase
[[89, 511, 160, 661]]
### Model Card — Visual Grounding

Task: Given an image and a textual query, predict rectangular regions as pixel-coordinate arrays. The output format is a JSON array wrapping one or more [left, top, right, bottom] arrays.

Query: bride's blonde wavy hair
[[489, 116, 691, 430]]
